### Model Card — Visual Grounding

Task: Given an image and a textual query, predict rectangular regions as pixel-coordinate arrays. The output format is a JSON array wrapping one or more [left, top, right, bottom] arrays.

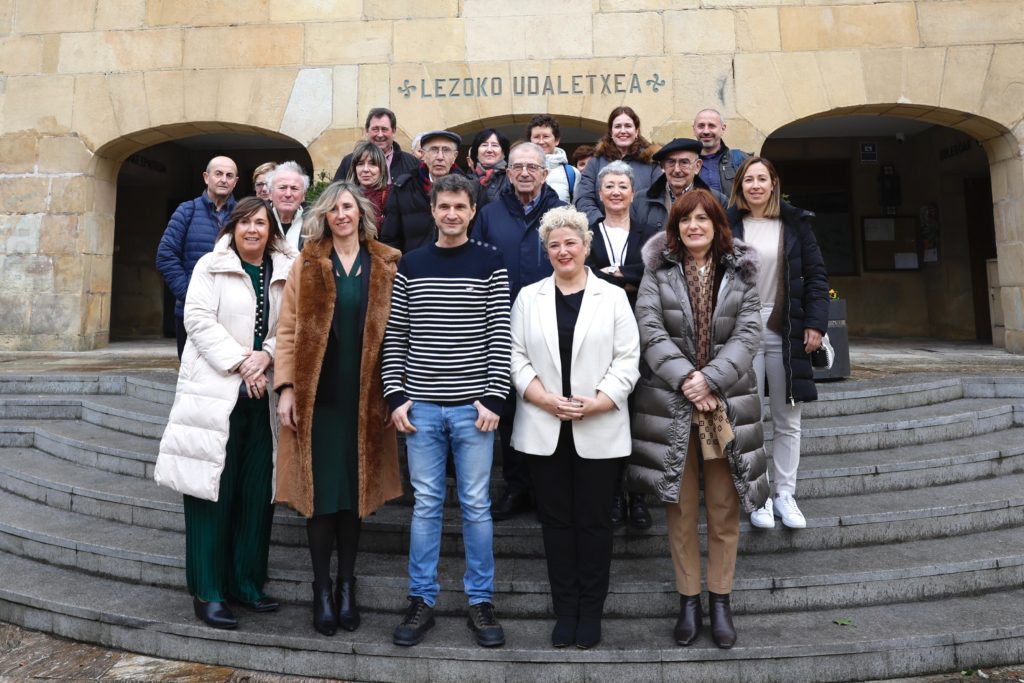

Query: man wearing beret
[[630, 138, 729, 233]]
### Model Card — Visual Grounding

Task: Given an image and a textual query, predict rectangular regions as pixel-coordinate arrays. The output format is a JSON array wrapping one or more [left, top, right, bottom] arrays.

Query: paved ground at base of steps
[[0, 621, 1021, 683]]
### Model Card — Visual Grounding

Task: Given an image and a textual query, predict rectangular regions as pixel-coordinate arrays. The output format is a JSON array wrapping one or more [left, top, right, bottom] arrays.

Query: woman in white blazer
[[155, 197, 296, 630], [510, 205, 640, 650]]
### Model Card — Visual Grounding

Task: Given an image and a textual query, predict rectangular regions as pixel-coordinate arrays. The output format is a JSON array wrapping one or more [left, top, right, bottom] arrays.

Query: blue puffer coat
[[156, 193, 237, 316], [473, 183, 566, 303], [726, 201, 829, 402]]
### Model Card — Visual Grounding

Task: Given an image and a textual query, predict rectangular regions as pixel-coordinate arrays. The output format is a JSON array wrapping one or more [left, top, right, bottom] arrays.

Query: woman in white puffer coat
[[155, 196, 296, 630]]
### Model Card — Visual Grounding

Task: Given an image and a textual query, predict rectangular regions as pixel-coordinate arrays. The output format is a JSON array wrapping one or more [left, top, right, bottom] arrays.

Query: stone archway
[[76, 123, 310, 348], [758, 105, 1023, 352]]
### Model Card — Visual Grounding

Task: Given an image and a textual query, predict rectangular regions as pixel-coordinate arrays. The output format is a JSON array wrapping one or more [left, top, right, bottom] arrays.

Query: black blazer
[[586, 219, 659, 308]]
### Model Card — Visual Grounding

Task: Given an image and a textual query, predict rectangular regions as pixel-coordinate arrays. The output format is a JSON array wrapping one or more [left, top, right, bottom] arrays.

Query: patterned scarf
[[683, 252, 733, 460], [473, 159, 507, 186], [417, 162, 432, 197]]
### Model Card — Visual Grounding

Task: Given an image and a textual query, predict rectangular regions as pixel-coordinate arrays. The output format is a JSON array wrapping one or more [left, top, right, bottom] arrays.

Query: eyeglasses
[[663, 158, 696, 169], [424, 146, 456, 157], [509, 163, 544, 173]]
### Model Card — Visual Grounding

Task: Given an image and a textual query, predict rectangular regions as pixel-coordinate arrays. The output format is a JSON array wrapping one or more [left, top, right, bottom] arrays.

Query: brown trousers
[[665, 433, 740, 595]]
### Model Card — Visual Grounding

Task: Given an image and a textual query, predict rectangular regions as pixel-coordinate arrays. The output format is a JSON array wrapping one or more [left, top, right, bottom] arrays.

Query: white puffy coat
[[155, 235, 295, 501]]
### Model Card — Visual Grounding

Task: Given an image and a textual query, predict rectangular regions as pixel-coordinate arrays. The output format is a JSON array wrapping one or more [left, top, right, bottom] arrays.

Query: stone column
[[989, 130, 1024, 353]]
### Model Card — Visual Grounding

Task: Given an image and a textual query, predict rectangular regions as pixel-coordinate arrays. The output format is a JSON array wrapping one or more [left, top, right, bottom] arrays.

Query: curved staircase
[[0, 372, 1022, 682]]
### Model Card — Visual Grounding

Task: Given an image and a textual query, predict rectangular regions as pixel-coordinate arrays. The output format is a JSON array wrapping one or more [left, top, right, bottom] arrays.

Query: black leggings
[[306, 511, 362, 587]]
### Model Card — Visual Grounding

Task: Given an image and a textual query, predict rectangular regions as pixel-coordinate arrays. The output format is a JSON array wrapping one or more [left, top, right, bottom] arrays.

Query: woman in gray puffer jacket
[[627, 189, 768, 650]]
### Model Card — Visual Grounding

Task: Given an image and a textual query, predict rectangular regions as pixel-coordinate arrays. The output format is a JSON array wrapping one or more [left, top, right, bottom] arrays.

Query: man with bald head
[[692, 109, 749, 199], [156, 155, 239, 357]]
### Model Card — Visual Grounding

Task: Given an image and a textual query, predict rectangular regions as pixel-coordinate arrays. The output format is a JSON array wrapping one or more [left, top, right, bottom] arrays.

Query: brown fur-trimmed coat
[[273, 237, 403, 518]]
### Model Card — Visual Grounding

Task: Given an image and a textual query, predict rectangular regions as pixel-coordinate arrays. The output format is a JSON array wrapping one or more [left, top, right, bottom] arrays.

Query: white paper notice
[[864, 218, 895, 241], [894, 252, 919, 269]]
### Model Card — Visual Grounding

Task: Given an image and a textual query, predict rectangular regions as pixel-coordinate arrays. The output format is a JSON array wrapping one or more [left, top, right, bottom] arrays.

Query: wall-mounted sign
[[860, 142, 877, 163], [397, 72, 667, 99]]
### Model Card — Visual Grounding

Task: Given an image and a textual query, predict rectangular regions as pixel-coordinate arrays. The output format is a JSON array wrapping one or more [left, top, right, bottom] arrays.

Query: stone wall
[[0, 0, 1022, 350]]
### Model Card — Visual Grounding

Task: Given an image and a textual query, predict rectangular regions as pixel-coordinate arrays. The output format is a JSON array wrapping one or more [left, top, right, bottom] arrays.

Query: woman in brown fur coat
[[574, 105, 661, 225], [274, 181, 403, 636]]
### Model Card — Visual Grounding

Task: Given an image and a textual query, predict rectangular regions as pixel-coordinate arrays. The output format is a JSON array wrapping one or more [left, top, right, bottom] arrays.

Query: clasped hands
[[682, 370, 718, 413], [239, 350, 271, 399]]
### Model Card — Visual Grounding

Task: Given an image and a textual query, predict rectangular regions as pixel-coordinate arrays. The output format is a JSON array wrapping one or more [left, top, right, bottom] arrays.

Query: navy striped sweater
[[381, 238, 511, 415]]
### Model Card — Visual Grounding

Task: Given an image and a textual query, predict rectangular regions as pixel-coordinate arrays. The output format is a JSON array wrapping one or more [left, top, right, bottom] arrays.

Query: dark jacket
[[727, 202, 829, 403], [627, 232, 769, 512], [332, 142, 419, 184], [698, 141, 748, 199], [465, 167, 510, 205], [574, 141, 662, 224], [155, 192, 237, 316], [380, 170, 488, 254], [474, 183, 565, 303], [585, 219, 659, 309], [629, 174, 728, 234]]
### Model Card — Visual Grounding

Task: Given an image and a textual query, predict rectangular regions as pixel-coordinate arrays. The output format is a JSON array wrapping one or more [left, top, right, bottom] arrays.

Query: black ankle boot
[[628, 493, 652, 530], [336, 577, 361, 632], [673, 594, 702, 645], [708, 591, 736, 649], [312, 581, 337, 636]]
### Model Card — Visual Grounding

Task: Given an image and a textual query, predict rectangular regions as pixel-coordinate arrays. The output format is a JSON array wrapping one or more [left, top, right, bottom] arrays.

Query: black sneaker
[[467, 602, 506, 647], [393, 596, 435, 646]]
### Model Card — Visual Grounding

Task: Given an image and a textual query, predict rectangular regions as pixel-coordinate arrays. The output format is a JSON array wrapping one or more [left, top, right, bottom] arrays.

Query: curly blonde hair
[[538, 206, 593, 254]]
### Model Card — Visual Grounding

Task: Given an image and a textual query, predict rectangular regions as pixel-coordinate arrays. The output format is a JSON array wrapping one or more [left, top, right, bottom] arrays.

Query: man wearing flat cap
[[381, 130, 487, 253], [630, 138, 729, 233]]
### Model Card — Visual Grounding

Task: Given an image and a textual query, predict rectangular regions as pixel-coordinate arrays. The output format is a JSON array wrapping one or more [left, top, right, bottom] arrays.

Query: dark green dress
[[310, 249, 362, 516]]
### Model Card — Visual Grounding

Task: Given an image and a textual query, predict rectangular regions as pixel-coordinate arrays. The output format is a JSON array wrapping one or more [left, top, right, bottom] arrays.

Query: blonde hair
[[538, 206, 593, 253], [302, 181, 379, 243]]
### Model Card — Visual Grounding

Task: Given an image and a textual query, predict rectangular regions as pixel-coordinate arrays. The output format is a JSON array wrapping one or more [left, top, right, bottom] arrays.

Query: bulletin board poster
[[862, 216, 921, 271]]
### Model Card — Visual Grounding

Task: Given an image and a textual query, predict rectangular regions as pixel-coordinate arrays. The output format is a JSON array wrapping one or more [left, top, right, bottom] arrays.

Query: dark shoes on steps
[[193, 597, 238, 630], [673, 592, 737, 649], [611, 493, 652, 529], [492, 489, 532, 521], [313, 577, 361, 636]]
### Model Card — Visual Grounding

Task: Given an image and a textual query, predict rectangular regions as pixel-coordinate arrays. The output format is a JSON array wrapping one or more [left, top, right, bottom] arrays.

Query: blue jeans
[[405, 402, 495, 606]]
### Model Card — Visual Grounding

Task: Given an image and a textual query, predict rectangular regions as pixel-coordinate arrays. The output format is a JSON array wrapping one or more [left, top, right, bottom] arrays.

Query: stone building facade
[[0, 0, 1022, 351]]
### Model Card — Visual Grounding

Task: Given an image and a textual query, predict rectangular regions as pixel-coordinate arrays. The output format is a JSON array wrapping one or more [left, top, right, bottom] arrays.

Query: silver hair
[[509, 141, 546, 165], [411, 132, 425, 151], [538, 205, 593, 252], [266, 160, 309, 193], [597, 159, 635, 188]]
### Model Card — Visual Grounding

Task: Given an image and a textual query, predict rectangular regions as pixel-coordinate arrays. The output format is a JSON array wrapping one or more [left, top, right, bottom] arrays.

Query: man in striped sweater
[[382, 173, 511, 649]]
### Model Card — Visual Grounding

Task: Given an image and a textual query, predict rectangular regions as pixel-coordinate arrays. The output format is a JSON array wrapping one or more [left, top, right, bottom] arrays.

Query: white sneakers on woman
[[749, 493, 807, 529]]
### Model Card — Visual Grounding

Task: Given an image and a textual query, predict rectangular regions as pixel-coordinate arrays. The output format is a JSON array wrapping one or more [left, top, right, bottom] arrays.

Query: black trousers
[[499, 391, 531, 495], [528, 425, 621, 619], [175, 315, 187, 360]]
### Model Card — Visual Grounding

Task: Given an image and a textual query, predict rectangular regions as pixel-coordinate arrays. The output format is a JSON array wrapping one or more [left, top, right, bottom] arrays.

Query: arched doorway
[[762, 106, 1010, 346], [102, 126, 311, 340]]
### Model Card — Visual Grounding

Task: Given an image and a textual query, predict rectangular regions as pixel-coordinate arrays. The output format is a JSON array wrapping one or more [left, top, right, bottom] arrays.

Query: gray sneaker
[[393, 596, 435, 646], [467, 602, 505, 647]]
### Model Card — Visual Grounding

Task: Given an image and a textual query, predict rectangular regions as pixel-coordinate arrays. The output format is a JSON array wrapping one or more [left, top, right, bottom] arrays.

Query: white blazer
[[510, 269, 640, 458]]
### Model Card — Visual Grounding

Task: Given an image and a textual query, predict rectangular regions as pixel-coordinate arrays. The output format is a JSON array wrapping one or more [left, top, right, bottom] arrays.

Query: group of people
[[152, 104, 829, 652]]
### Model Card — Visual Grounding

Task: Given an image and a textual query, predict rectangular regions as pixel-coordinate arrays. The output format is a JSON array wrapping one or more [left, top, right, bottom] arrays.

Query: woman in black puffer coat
[[627, 189, 769, 650], [726, 156, 829, 532]]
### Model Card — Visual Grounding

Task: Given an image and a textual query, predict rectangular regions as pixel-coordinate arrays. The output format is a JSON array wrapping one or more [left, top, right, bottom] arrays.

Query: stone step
[[0, 419, 160, 477], [0, 394, 170, 439], [800, 376, 963, 418], [0, 551, 1021, 683], [2, 449, 1023, 564], [792, 397, 1022, 455], [0, 480, 1020, 618]]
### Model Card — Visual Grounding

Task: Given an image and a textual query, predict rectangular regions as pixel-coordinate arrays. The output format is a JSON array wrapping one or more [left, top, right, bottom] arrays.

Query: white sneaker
[[773, 493, 807, 529], [749, 498, 775, 529]]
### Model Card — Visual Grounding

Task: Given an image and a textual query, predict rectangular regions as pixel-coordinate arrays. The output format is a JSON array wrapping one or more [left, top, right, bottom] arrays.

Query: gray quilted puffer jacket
[[626, 231, 769, 513]]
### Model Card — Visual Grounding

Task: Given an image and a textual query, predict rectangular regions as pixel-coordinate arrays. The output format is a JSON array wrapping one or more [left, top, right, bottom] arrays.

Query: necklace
[[253, 261, 266, 338], [599, 222, 629, 269]]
